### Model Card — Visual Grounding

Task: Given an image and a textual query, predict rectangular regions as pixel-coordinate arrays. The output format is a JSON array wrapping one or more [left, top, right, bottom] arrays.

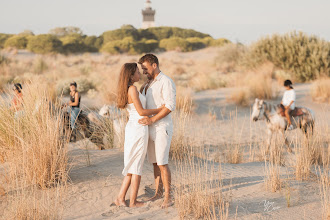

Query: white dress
[[122, 93, 149, 176]]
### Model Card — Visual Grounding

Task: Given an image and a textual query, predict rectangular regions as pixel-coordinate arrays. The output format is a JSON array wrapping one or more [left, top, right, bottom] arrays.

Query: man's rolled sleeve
[[163, 79, 176, 112]]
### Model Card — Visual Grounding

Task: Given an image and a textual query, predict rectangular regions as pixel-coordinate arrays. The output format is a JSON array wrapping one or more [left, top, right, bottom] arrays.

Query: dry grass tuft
[[176, 86, 194, 113], [264, 160, 282, 192], [170, 98, 192, 161], [229, 89, 250, 107], [225, 144, 243, 164], [318, 166, 330, 220], [229, 63, 280, 106], [0, 81, 68, 218], [311, 78, 330, 103], [174, 148, 229, 219]]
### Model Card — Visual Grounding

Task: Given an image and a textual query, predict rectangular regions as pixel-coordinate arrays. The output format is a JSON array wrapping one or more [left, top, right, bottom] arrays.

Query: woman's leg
[[115, 174, 132, 207], [285, 108, 292, 126], [70, 108, 80, 130], [129, 174, 144, 207]]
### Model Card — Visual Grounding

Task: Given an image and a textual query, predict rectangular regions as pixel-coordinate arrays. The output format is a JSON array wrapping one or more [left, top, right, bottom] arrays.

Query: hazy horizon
[[1, 0, 329, 44]]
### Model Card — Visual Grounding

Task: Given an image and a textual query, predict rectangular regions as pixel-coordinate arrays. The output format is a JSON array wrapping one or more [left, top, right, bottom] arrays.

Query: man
[[138, 54, 176, 208]]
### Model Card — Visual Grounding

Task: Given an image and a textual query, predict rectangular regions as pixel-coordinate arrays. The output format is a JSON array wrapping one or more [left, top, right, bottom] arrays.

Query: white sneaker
[[287, 125, 294, 130]]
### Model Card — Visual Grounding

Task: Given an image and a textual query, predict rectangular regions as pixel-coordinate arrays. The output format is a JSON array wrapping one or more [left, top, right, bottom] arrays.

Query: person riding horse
[[280, 80, 296, 130]]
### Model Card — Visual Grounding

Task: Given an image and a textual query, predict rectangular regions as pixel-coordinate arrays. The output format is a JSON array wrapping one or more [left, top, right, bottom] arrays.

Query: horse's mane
[[262, 100, 280, 115]]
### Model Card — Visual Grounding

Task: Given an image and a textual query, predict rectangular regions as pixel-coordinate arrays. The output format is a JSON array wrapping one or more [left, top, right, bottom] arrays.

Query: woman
[[11, 83, 23, 112], [66, 82, 81, 140], [115, 63, 163, 208], [281, 79, 296, 130]]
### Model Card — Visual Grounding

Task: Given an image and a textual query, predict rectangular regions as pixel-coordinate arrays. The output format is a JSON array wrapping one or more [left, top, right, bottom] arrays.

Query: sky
[[0, 0, 329, 44]]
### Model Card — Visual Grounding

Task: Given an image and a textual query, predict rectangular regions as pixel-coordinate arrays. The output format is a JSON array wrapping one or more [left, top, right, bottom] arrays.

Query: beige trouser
[[147, 126, 173, 165]]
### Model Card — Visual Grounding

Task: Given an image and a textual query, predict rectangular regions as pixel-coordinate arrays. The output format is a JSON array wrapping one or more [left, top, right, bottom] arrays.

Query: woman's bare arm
[[68, 92, 80, 107], [128, 86, 162, 116]]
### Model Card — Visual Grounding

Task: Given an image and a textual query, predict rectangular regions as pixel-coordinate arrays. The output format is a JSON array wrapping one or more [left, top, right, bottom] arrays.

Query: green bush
[[186, 37, 206, 50], [18, 30, 34, 36], [159, 37, 192, 52], [143, 39, 159, 52], [201, 37, 214, 46], [101, 37, 153, 55], [27, 34, 62, 54], [143, 27, 210, 40], [245, 31, 330, 81], [209, 38, 231, 47], [102, 26, 140, 44], [60, 34, 88, 53], [84, 36, 103, 52], [4, 35, 28, 49], [0, 34, 13, 49]]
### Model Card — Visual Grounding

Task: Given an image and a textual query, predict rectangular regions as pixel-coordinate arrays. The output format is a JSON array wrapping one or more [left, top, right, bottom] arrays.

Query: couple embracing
[[114, 54, 176, 208]]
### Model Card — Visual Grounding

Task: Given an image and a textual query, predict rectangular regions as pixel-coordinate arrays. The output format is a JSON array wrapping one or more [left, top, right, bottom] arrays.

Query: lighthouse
[[142, 0, 156, 29]]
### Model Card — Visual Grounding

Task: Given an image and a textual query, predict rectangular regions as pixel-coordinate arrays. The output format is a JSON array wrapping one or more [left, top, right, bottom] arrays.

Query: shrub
[[4, 35, 28, 49], [60, 34, 88, 53], [310, 78, 330, 103], [215, 43, 245, 73], [102, 26, 140, 44], [34, 58, 48, 75], [84, 36, 103, 52], [18, 30, 35, 36], [101, 37, 151, 55], [0, 33, 13, 49], [159, 37, 192, 52], [144, 26, 210, 40], [209, 38, 231, 47], [186, 37, 206, 50], [230, 89, 250, 107], [27, 34, 62, 54], [201, 37, 214, 46], [0, 53, 10, 66], [244, 31, 330, 81], [143, 39, 159, 52]]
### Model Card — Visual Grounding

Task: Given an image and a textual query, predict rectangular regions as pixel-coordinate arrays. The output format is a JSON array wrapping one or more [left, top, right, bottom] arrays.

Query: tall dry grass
[[229, 63, 280, 106], [318, 166, 330, 220], [311, 78, 330, 103], [0, 81, 68, 219], [174, 155, 229, 220], [170, 98, 229, 219], [174, 145, 229, 220], [170, 96, 192, 161]]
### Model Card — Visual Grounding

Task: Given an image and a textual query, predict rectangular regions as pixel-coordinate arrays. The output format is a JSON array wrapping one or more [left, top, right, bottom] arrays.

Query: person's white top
[[282, 89, 296, 110], [143, 72, 176, 131]]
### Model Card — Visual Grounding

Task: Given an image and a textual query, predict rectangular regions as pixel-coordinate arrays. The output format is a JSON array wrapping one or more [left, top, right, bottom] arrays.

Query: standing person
[[281, 79, 296, 130], [138, 54, 176, 208], [66, 82, 81, 141], [114, 63, 164, 208]]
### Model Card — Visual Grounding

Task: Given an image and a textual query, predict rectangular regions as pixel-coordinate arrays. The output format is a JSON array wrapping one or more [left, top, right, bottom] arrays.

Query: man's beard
[[147, 69, 156, 80]]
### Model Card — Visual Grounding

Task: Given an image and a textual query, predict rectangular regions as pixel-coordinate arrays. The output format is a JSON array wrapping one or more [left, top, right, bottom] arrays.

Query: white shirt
[[143, 72, 176, 131], [282, 89, 296, 110]]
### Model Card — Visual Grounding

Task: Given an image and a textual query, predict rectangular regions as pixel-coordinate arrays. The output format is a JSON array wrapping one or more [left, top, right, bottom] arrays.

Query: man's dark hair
[[138, 54, 159, 66], [14, 83, 22, 93], [284, 79, 293, 87]]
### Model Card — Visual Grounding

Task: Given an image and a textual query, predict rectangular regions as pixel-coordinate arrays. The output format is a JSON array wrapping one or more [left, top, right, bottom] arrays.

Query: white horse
[[251, 98, 315, 152], [97, 104, 125, 138]]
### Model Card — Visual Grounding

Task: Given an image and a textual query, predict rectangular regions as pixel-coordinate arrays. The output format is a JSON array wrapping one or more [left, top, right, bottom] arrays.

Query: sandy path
[[62, 83, 328, 219]]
